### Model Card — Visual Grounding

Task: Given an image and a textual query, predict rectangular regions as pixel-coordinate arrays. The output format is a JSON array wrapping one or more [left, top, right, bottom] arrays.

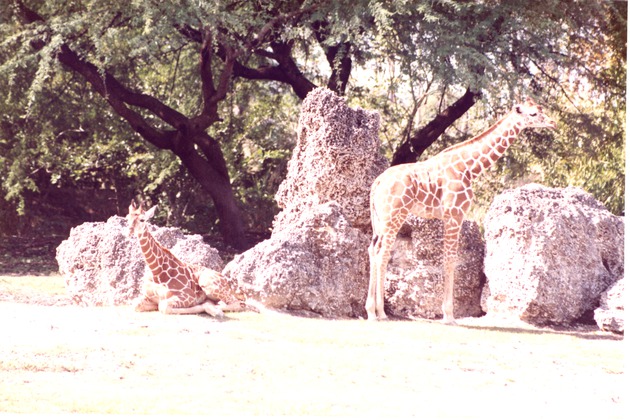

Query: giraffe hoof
[[442, 317, 457, 326], [366, 314, 388, 321]]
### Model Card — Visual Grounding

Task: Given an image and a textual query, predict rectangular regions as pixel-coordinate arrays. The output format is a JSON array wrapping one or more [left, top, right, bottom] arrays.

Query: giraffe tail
[[369, 189, 382, 248]]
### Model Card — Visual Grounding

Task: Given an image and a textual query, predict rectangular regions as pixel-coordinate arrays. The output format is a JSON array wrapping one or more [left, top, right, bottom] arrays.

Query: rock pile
[[224, 88, 384, 317], [482, 184, 624, 326], [275, 87, 388, 230], [56, 215, 223, 306], [224, 202, 370, 317], [224, 88, 488, 319], [594, 278, 624, 334], [386, 217, 486, 319], [55, 86, 624, 329]]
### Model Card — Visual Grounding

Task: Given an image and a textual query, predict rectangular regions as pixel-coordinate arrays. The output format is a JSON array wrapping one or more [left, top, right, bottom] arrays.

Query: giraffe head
[[127, 201, 157, 236], [512, 98, 557, 130]]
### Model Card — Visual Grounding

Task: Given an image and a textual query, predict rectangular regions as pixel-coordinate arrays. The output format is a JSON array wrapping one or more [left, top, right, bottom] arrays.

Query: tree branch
[[199, 28, 218, 110], [55, 44, 180, 149], [312, 20, 353, 95], [391, 88, 482, 165], [14, 1, 189, 150], [176, 6, 319, 100], [247, 3, 320, 51]]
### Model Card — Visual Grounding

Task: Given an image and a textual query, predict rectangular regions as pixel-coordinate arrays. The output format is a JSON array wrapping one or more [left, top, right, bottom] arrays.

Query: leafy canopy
[[0, 0, 625, 238]]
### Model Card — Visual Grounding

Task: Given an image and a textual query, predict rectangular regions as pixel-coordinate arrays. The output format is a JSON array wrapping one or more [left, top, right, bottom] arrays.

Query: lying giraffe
[[127, 202, 246, 317], [367, 98, 556, 323]]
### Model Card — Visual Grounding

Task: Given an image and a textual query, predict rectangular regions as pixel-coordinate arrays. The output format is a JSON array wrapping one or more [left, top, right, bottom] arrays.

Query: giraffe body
[[127, 202, 245, 317], [366, 98, 556, 323]]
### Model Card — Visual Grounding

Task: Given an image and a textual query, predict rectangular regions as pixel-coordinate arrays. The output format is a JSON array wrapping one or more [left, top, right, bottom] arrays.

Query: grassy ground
[[0, 275, 625, 417]]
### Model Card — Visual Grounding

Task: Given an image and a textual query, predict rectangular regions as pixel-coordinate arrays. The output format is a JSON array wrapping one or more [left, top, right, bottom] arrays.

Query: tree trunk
[[178, 153, 248, 250], [171, 130, 248, 250], [14, 3, 251, 250], [14, 1, 350, 250], [391, 89, 481, 166]]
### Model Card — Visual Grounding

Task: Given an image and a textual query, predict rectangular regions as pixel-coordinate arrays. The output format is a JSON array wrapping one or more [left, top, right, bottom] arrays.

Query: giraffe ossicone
[[366, 98, 556, 324], [127, 201, 246, 317]]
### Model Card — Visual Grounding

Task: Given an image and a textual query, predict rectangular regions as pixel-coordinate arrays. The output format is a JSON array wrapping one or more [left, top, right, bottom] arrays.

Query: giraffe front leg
[[442, 216, 463, 325], [133, 276, 160, 312], [134, 296, 158, 312], [442, 257, 456, 325], [366, 233, 393, 321], [203, 301, 226, 317], [366, 239, 379, 321], [157, 298, 225, 317]]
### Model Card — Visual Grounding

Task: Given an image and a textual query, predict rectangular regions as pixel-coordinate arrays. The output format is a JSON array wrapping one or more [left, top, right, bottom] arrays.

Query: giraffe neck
[[446, 112, 522, 181], [135, 224, 172, 279]]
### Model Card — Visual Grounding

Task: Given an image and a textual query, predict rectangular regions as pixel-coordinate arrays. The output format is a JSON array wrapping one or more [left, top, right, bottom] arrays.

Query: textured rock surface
[[594, 278, 624, 334], [385, 217, 486, 319], [482, 184, 624, 326], [224, 88, 386, 317], [223, 202, 370, 317], [56, 216, 223, 306], [275, 87, 388, 230]]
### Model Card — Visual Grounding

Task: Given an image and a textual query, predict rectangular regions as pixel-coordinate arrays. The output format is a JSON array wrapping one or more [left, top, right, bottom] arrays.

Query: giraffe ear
[[144, 205, 157, 220]]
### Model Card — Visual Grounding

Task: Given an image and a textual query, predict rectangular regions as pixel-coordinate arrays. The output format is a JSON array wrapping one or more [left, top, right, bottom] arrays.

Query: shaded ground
[[0, 236, 62, 275], [0, 237, 625, 417]]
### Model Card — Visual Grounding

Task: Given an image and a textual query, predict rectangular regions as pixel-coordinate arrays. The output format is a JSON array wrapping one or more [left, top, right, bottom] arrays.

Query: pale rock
[[385, 217, 486, 319], [56, 216, 223, 306], [482, 184, 624, 326], [594, 278, 624, 334]]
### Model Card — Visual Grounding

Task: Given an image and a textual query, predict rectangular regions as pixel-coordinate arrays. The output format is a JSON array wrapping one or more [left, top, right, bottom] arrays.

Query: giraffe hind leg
[[441, 215, 463, 325], [366, 232, 394, 321], [442, 260, 457, 325], [366, 235, 380, 320], [202, 301, 226, 317]]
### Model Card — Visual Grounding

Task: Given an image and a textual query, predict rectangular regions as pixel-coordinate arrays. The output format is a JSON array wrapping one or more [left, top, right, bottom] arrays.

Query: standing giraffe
[[366, 98, 556, 323], [127, 202, 245, 316]]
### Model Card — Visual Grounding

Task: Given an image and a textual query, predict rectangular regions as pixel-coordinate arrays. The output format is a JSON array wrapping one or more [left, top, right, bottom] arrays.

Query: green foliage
[[352, 0, 625, 216], [215, 80, 299, 232], [0, 0, 625, 239]]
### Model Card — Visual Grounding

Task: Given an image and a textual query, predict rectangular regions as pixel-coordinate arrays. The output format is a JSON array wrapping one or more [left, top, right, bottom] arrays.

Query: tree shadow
[[457, 322, 623, 341]]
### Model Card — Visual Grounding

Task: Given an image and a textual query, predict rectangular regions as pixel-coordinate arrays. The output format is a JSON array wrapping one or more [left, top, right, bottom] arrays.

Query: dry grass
[[0, 274, 68, 304], [0, 275, 625, 417]]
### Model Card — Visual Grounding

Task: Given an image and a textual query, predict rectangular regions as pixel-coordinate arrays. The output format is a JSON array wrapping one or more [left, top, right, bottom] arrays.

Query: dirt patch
[[0, 224, 624, 416], [0, 275, 624, 416]]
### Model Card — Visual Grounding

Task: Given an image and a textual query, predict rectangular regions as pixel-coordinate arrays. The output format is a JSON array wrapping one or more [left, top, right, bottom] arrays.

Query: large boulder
[[56, 215, 223, 306], [275, 87, 388, 230], [224, 202, 370, 317], [594, 278, 624, 334], [482, 184, 624, 326], [224, 88, 386, 317], [385, 217, 486, 319]]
